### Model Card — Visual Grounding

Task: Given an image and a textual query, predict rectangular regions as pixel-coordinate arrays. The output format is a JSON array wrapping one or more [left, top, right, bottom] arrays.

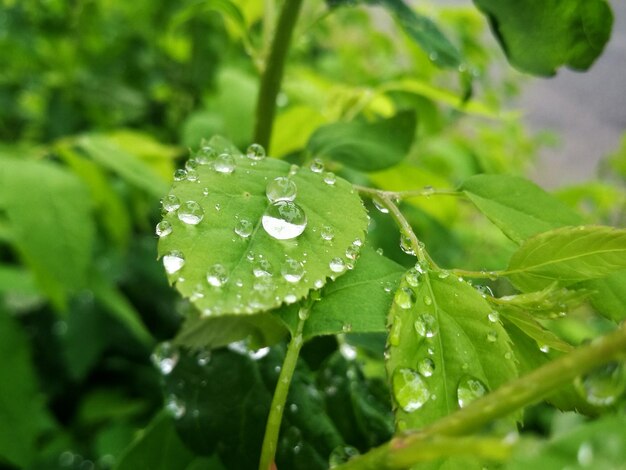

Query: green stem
[[354, 185, 462, 200], [253, 0, 304, 151], [450, 268, 503, 279], [258, 307, 308, 470], [337, 320, 626, 470]]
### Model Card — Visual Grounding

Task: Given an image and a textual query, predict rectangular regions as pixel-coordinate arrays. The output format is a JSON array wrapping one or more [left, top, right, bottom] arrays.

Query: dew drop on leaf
[[266, 176, 297, 202], [150, 342, 179, 375], [400, 233, 415, 255], [177, 201, 204, 225], [164, 394, 186, 419], [281, 258, 305, 283], [373, 197, 389, 213], [253, 258, 273, 278], [577, 441, 594, 467], [486, 330, 498, 342], [156, 220, 172, 237], [173, 169, 187, 181], [414, 313, 438, 338], [206, 263, 228, 287], [405, 267, 422, 287], [345, 245, 360, 260], [574, 361, 626, 406], [310, 158, 324, 173], [389, 315, 402, 346], [488, 310, 499, 323], [162, 194, 180, 212], [417, 357, 435, 377], [163, 250, 185, 274], [196, 145, 216, 165], [262, 201, 307, 240], [246, 143, 266, 161], [392, 368, 430, 412], [321, 225, 335, 241], [234, 218, 253, 238], [394, 287, 416, 309], [329, 257, 346, 273], [196, 349, 211, 366], [186, 168, 199, 182], [214, 153, 235, 173], [323, 172, 336, 185], [457, 375, 487, 408]]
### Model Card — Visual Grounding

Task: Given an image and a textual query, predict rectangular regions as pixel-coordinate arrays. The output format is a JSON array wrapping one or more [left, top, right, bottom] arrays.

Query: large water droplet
[[405, 267, 422, 287], [392, 368, 430, 412], [186, 168, 199, 182], [281, 258, 305, 283], [163, 251, 185, 274], [196, 145, 216, 165], [246, 143, 266, 161], [457, 375, 487, 408], [178, 201, 204, 225], [329, 446, 360, 468], [234, 218, 253, 238], [373, 197, 389, 213], [321, 225, 335, 241], [394, 287, 416, 309], [262, 201, 307, 240], [414, 313, 438, 338], [400, 233, 415, 255], [574, 361, 626, 406], [345, 245, 360, 260], [310, 158, 324, 173], [417, 357, 435, 377], [266, 177, 297, 203], [206, 264, 228, 287], [165, 394, 186, 419], [150, 342, 179, 375], [329, 257, 346, 273], [173, 169, 187, 181], [162, 194, 181, 212], [156, 220, 172, 237], [214, 153, 235, 173]]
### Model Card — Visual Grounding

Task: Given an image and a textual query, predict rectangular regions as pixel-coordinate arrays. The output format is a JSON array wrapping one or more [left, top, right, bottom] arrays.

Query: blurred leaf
[[461, 175, 581, 244], [385, 272, 517, 429], [271, 105, 326, 158], [275, 247, 404, 338], [0, 265, 38, 296], [213, 68, 258, 147], [308, 111, 416, 172], [507, 226, 626, 292], [585, 270, 626, 322], [0, 158, 95, 309], [473, 0, 613, 75], [0, 310, 54, 467], [157, 136, 368, 316], [500, 309, 573, 353]]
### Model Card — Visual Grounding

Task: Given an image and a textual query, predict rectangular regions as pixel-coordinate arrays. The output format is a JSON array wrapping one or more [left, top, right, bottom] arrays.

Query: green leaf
[[461, 175, 581, 244], [0, 265, 38, 296], [275, 247, 405, 339], [507, 226, 626, 292], [0, 158, 95, 309], [500, 309, 573, 353], [0, 310, 53, 467], [115, 412, 224, 470], [157, 136, 368, 317], [585, 270, 626, 322], [385, 271, 517, 430], [473, 0, 613, 76], [307, 111, 416, 172], [77, 134, 169, 198], [506, 415, 626, 469]]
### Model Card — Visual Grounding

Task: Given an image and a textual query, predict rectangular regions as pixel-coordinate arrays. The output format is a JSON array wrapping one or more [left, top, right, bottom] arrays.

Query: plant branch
[[253, 0, 304, 152], [354, 185, 462, 200], [336, 320, 626, 469], [258, 305, 308, 470]]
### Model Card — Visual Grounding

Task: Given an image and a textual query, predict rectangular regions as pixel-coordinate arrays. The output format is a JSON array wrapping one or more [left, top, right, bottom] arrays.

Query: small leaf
[[385, 271, 517, 430], [585, 270, 626, 322], [461, 174, 581, 244], [307, 111, 416, 172], [473, 0, 613, 76], [275, 247, 405, 339], [157, 136, 368, 317], [500, 309, 573, 353], [507, 226, 626, 292]]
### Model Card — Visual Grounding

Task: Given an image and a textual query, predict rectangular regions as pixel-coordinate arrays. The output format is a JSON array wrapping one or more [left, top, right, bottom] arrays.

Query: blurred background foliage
[[0, 0, 624, 469]]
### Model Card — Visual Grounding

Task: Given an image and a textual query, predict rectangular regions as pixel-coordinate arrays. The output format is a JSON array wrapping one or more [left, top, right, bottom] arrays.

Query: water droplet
[[405, 267, 422, 287], [186, 168, 199, 182], [173, 169, 187, 181], [196, 145, 216, 165], [288, 164, 299, 176], [156, 220, 172, 237], [329, 446, 360, 468], [214, 153, 235, 173], [162, 194, 181, 212], [165, 394, 186, 419], [376, 247, 384, 255], [253, 259, 273, 278], [352, 238, 363, 248], [457, 375, 487, 408], [389, 315, 402, 346], [321, 225, 335, 241], [574, 361, 626, 406], [414, 313, 438, 338], [196, 349, 211, 366], [329, 257, 346, 273], [150, 342, 179, 374], [298, 307, 310, 320], [262, 201, 307, 240], [429, 51, 439, 62], [177, 201, 204, 225], [373, 197, 389, 213], [394, 287, 416, 309], [486, 330, 498, 342], [392, 368, 430, 412], [504, 351, 513, 360], [400, 233, 415, 255], [438, 270, 450, 279], [417, 357, 435, 377], [345, 245, 360, 260], [246, 143, 266, 160], [266, 177, 297, 202], [539, 344, 550, 353], [310, 158, 324, 173], [234, 218, 253, 238], [577, 441, 594, 467], [339, 342, 357, 359], [206, 264, 228, 287], [423, 296, 432, 306], [342, 323, 352, 333], [163, 251, 185, 274], [488, 311, 499, 323], [323, 172, 336, 185], [249, 346, 270, 360], [281, 258, 304, 283]]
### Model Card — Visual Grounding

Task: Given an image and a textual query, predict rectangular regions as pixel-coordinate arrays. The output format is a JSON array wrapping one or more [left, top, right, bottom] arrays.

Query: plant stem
[[258, 307, 308, 470], [336, 320, 626, 470], [354, 184, 462, 200], [450, 268, 503, 279], [253, 0, 304, 152]]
